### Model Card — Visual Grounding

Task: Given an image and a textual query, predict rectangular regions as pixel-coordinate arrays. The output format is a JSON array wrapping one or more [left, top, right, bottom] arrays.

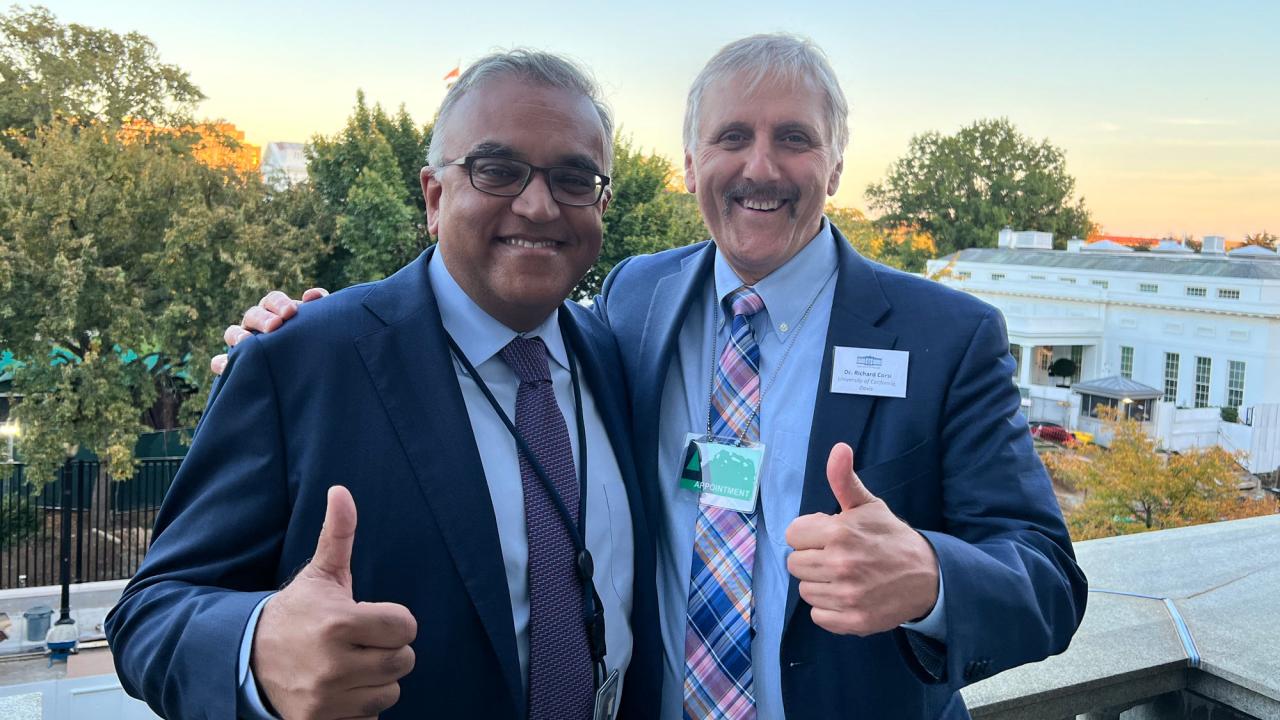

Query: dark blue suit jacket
[[596, 228, 1087, 720], [105, 248, 661, 720]]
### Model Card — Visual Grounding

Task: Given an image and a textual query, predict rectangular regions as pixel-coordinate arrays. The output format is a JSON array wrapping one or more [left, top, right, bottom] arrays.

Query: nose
[[510, 170, 561, 223], [742, 140, 781, 182]]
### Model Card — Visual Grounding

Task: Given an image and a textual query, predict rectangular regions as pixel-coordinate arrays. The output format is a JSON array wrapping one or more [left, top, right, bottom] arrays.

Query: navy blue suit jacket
[[596, 228, 1087, 720], [105, 248, 662, 720]]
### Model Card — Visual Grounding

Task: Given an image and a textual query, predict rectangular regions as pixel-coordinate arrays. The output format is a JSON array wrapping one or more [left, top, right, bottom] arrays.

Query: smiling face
[[684, 71, 843, 284], [423, 75, 610, 331]]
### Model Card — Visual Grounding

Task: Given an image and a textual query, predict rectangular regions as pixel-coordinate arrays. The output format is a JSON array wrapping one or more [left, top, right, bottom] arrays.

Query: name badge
[[593, 669, 621, 720], [830, 346, 909, 398], [679, 433, 763, 512]]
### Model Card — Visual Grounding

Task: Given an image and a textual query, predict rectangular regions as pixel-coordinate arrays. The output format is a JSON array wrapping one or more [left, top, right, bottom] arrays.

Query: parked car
[[1029, 421, 1075, 445]]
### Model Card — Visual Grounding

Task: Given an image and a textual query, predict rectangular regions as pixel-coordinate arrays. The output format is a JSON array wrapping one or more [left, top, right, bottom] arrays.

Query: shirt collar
[[428, 250, 568, 371], [712, 217, 838, 340]]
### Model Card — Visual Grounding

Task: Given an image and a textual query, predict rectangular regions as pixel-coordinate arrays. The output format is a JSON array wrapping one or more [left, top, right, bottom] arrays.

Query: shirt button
[[780, 322, 790, 333]]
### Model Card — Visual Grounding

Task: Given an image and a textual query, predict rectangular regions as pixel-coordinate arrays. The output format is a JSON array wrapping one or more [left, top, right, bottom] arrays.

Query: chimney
[[1013, 230, 1053, 250], [998, 226, 1014, 248], [1067, 236, 1084, 253], [1202, 235, 1226, 255]]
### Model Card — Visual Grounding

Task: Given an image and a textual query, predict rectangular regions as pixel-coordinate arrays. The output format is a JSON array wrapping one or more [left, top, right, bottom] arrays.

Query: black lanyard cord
[[443, 328, 608, 686]]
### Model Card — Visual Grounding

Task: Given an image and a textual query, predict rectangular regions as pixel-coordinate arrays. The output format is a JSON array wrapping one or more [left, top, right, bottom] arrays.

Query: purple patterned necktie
[[499, 336, 594, 720]]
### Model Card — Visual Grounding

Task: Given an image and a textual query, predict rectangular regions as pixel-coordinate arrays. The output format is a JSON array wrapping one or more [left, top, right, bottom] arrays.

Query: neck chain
[[704, 273, 833, 439]]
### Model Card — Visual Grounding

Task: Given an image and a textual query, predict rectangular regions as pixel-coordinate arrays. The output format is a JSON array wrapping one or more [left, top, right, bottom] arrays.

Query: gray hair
[[425, 49, 614, 172], [683, 33, 849, 156]]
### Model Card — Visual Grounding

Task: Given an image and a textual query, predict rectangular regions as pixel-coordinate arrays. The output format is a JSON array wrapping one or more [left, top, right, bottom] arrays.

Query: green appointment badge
[[679, 433, 763, 512]]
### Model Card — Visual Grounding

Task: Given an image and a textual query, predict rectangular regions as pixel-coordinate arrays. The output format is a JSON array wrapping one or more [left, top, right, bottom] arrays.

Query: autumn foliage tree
[[825, 205, 936, 273], [1241, 231, 1277, 250], [1041, 411, 1276, 540]]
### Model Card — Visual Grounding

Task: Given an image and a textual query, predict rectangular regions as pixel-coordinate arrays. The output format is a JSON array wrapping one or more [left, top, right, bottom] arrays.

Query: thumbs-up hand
[[252, 486, 417, 719], [785, 443, 940, 637]]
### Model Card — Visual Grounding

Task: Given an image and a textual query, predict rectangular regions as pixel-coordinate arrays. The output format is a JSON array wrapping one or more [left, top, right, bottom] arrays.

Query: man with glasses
[[106, 51, 661, 720], [209, 34, 1085, 720]]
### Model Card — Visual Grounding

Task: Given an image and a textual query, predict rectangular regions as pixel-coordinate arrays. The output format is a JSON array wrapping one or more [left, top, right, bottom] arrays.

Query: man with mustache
[[107, 51, 660, 719], [219, 34, 1086, 719]]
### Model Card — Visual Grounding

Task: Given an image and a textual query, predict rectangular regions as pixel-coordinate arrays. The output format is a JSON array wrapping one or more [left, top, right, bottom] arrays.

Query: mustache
[[722, 180, 800, 219]]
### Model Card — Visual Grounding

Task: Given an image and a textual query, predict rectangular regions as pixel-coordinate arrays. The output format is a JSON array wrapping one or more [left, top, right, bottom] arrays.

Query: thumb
[[309, 485, 357, 591], [827, 443, 876, 511]]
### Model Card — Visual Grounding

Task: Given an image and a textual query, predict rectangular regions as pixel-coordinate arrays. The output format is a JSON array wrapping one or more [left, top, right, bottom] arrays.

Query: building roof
[[1151, 240, 1194, 254], [939, 248, 1280, 280], [1082, 240, 1134, 253], [1070, 375, 1163, 400], [1228, 244, 1279, 259]]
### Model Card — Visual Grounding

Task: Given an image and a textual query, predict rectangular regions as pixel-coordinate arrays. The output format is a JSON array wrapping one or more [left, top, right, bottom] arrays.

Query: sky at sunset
[[38, 0, 1280, 240]]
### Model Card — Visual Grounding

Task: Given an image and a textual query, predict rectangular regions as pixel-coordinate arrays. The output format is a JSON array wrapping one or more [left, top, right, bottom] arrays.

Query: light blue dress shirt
[[237, 252, 635, 716], [654, 221, 945, 720]]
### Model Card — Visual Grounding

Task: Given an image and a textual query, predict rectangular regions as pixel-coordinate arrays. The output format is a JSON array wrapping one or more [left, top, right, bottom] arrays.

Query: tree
[[305, 92, 431, 289], [866, 118, 1093, 256], [1041, 411, 1276, 540], [576, 137, 705, 299], [825, 205, 936, 273], [1242, 231, 1277, 250], [0, 120, 322, 483], [0, 6, 202, 144]]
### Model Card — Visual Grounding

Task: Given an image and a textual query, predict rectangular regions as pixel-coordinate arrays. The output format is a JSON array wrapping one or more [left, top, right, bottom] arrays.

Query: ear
[[683, 149, 697, 194], [826, 156, 844, 197], [422, 165, 442, 237], [600, 186, 612, 214]]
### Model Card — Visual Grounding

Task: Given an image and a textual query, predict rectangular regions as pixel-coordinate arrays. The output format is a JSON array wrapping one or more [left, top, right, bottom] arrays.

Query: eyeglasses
[[443, 155, 610, 207]]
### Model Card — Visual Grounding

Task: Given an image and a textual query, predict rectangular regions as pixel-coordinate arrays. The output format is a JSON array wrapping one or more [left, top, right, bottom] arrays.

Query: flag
[[443, 65, 460, 85]]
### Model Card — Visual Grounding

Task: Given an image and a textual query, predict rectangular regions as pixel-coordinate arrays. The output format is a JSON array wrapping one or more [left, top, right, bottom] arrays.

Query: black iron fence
[[0, 458, 182, 589]]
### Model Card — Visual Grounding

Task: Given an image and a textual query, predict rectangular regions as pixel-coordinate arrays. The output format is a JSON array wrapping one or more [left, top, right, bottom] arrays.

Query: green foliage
[[866, 118, 1093, 256], [306, 91, 430, 289], [0, 5, 203, 144], [578, 137, 705, 299], [334, 134, 418, 283], [1049, 358, 1077, 380], [0, 488, 40, 550], [0, 120, 323, 484]]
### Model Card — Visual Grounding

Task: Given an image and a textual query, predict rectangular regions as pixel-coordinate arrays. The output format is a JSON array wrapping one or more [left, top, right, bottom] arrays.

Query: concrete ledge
[[963, 515, 1280, 719]]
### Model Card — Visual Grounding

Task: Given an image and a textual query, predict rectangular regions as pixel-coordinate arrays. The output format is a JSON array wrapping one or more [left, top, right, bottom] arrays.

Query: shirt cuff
[[238, 594, 278, 719], [900, 561, 946, 641]]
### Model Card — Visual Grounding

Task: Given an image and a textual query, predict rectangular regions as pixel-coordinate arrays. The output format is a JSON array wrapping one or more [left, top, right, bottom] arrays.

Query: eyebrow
[[775, 122, 821, 140], [468, 141, 603, 174], [708, 121, 753, 139]]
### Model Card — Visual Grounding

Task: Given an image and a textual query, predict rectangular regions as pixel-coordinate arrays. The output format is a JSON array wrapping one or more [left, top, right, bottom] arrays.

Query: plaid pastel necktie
[[683, 286, 765, 720], [499, 336, 594, 720]]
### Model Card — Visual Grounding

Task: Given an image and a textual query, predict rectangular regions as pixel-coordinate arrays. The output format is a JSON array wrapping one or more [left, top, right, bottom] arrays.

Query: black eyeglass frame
[[442, 155, 611, 207]]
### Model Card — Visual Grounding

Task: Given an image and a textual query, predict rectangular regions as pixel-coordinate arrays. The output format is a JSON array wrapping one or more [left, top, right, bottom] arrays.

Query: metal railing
[[0, 458, 182, 589]]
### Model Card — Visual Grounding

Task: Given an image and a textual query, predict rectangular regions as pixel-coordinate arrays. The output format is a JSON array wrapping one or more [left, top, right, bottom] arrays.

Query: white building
[[259, 142, 308, 188], [926, 231, 1280, 474]]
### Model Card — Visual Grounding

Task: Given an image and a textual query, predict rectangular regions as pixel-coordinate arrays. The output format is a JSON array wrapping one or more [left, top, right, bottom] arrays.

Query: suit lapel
[[783, 230, 898, 632], [633, 243, 715, 476], [353, 248, 524, 715]]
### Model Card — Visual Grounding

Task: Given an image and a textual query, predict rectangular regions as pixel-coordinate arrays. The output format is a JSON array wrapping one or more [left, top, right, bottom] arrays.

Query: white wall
[[0, 675, 158, 720]]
